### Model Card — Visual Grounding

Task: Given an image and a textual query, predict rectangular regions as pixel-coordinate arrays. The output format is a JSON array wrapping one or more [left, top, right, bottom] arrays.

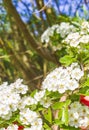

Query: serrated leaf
[[59, 55, 76, 66]]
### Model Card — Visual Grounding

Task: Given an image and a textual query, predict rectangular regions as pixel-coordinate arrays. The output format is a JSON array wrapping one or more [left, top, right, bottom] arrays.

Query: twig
[[33, 0, 52, 14]]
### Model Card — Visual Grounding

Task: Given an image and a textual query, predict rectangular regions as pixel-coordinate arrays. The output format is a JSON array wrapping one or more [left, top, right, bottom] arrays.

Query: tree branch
[[3, 0, 58, 64]]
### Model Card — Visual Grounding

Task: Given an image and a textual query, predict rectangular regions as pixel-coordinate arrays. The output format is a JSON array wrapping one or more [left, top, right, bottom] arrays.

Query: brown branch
[[3, 0, 58, 64], [33, 0, 51, 14]]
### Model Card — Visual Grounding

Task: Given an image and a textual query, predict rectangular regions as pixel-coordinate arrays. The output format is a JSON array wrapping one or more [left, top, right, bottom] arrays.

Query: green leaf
[[52, 102, 65, 110], [69, 94, 79, 102], [79, 86, 89, 96], [30, 89, 38, 97], [61, 107, 68, 125], [52, 100, 71, 110], [64, 100, 71, 107], [36, 104, 45, 112], [53, 100, 71, 125], [59, 55, 76, 66], [47, 91, 62, 100], [82, 78, 89, 87], [54, 118, 62, 125], [43, 108, 52, 123], [29, 104, 37, 111], [61, 125, 80, 130], [43, 123, 51, 130]]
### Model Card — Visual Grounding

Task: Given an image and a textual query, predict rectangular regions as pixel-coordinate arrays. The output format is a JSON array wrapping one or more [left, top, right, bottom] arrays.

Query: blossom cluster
[[63, 21, 89, 47], [0, 121, 43, 130], [0, 79, 28, 120], [41, 63, 84, 93], [63, 33, 89, 48], [41, 21, 89, 48], [41, 22, 76, 43], [34, 90, 51, 108], [0, 63, 86, 130], [20, 108, 43, 130], [18, 89, 51, 109], [0, 124, 18, 130], [0, 79, 44, 130], [69, 101, 89, 128]]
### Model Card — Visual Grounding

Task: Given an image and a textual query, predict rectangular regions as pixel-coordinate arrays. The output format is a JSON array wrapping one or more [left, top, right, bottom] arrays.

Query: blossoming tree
[[0, 20, 89, 130]]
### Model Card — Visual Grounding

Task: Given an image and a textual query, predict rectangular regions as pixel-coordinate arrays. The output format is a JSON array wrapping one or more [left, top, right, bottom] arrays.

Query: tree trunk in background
[[3, 0, 58, 64], [35, 0, 47, 30]]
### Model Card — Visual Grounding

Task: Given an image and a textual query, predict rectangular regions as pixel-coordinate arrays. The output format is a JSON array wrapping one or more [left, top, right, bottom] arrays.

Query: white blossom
[[20, 108, 39, 125], [41, 63, 84, 94], [0, 79, 28, 120], [18, 96, 37, 110], [71, 68, 84, 80], [41, 27, 53, 43], [56, 22, 76, 38], [40, 97, 52, 108], [41, 22, 76, 44], [63, 32, 81, 47], [69, 102, 89, 128], [81, 21, 89, 33], [67, 79, 79, 91], [63, 21, 89, 48], [24, 126, 44, 130], [31, 118, 43, 130], [34, 90, 45, 102], [10, 79, 28, 94], [6, 124, 18, 130]]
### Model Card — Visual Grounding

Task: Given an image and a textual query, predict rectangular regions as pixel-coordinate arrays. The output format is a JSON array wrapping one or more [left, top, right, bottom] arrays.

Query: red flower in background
[[79, 95, 89, 130], [13, 122, 24, 130], [18, 125, 24, 130], [80, 95, 89, 107]]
